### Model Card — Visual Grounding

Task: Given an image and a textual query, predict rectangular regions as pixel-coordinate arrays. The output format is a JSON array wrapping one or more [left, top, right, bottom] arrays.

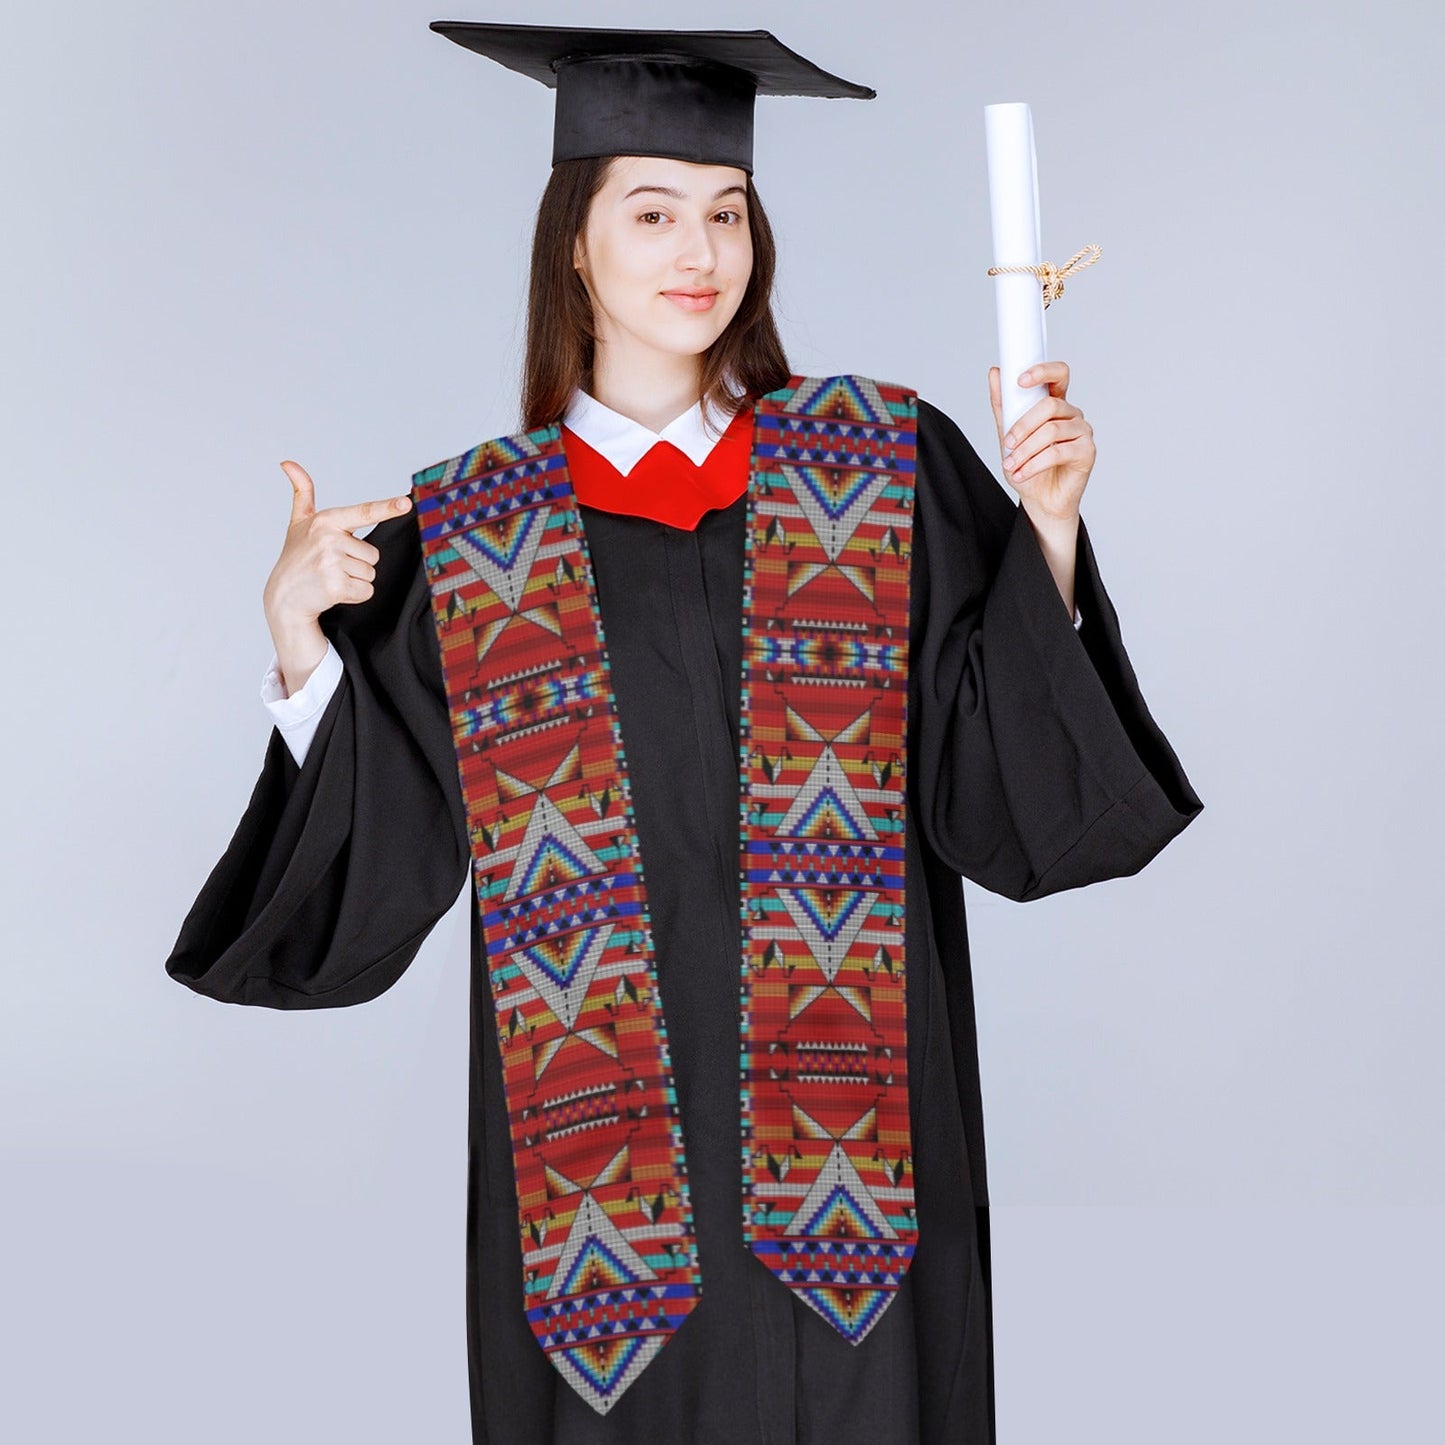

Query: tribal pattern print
[[413, 431, 701, 1416], [410, 374, 917, 1414], [739, 376, 919, 1344]]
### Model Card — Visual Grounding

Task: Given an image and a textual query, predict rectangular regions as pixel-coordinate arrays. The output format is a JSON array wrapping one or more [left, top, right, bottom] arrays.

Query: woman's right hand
[[262, 460, 413, 695]]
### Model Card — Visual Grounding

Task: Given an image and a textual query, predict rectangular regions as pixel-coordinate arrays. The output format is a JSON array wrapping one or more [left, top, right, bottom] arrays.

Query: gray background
[[3, 0, 1440, 1439]]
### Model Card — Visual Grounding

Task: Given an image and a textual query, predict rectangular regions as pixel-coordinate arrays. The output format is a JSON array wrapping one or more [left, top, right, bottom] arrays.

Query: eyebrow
[[622, 184, 747, 202]]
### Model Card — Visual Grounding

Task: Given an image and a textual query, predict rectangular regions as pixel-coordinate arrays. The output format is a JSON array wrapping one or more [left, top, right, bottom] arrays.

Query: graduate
[[166, 20, 1204, 1443]]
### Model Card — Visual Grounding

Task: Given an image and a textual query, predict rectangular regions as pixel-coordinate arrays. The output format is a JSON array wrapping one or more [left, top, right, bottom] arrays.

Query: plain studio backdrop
[[3, 0, 1440, 1439]]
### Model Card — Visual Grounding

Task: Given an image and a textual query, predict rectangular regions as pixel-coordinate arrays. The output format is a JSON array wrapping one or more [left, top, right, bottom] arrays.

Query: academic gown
[[166, 396, 1203, 1444]]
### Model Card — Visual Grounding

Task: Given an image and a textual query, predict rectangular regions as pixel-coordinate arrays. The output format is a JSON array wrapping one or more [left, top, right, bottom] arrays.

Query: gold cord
[[987, 243, 1101, 308]]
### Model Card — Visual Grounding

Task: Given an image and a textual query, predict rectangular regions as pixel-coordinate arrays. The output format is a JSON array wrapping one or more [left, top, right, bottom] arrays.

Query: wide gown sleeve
[[908, 396, 1203, 901], [165, 509, 471, 1008]]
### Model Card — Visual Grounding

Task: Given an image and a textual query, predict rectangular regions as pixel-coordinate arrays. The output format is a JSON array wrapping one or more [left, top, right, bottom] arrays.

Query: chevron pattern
[[412, 429, 702, 1417], [740, 376, 919, 1344], [409, 373, 918, 1414]]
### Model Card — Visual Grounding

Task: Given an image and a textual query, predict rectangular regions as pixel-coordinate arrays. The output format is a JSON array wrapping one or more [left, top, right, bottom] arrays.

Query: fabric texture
[[562, 402, 751, 527], [561, 385, 743, 476], [256, 388, 1081, 762], [171, 388, 1203, 1444], [408, 376, 922, 1412]]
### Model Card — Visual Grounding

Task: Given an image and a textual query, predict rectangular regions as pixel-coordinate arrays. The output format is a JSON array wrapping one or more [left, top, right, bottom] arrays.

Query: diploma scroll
[[984, 102, 1048, 438]]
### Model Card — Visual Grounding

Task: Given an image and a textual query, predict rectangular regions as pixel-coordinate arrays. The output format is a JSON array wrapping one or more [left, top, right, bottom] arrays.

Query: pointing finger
[[324, 494, 413, 534]]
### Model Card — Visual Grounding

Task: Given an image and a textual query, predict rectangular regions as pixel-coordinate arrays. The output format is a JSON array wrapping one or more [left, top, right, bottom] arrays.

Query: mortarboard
[[428, 21, 875, 173]]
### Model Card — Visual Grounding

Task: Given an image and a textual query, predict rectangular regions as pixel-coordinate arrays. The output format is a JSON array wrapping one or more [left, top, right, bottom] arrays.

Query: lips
[[663, 289, 719, 312]]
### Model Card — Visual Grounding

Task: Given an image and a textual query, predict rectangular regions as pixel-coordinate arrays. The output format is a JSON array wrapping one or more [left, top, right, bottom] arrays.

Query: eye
[[638, 211, 667, 225], [715, 210, 744, 225]]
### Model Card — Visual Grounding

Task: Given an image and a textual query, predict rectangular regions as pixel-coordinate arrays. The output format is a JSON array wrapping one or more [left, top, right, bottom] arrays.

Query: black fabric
[[428, 22, 876, 173], [166, 397, 1203, 1443], [552, 56, 758, 171]]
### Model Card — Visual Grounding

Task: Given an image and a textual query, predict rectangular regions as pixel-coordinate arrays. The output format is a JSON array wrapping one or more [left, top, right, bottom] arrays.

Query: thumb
[[987, 367, 1005, 448], [281, 460, 315, 524]]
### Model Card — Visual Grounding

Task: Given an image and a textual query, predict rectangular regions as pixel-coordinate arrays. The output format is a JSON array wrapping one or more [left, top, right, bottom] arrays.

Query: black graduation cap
[[428, 21, 876, 173]]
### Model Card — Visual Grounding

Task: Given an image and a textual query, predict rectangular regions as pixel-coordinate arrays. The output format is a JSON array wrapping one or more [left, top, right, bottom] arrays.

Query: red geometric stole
[[409, 374, 918, 1416]]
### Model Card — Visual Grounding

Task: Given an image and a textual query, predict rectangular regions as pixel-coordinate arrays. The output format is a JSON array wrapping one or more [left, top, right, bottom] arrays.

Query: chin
[[646, 326, 727, 358]]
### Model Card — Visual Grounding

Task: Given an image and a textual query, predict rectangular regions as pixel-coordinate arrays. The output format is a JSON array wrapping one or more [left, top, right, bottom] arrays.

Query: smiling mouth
[[663, 291, 719, 311]]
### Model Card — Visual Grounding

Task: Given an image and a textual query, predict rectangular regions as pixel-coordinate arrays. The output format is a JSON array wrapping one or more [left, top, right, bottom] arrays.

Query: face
[[572, 154, 754, 369]]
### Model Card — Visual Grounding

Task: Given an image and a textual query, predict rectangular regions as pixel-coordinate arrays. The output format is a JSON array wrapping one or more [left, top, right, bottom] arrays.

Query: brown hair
[[518, 155, 791, 433]]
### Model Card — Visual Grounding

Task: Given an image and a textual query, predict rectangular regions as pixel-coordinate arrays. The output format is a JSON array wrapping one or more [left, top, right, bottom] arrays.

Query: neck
[[588, 341, 705, 434]]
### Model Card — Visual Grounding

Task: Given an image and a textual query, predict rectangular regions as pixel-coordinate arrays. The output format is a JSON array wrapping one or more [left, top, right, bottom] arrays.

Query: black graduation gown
[[166, 397, 1203, 1444]]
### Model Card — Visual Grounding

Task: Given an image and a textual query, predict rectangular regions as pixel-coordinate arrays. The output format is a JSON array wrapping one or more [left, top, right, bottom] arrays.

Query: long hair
[[519, 155, 791, 433]]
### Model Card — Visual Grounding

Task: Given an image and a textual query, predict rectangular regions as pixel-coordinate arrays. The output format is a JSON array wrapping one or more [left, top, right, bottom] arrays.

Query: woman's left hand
[[988, 361, 1095, 525]]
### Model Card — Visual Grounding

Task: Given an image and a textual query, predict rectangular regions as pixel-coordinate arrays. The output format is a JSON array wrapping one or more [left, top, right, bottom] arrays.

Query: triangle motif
[[449, 505, 551, 614]]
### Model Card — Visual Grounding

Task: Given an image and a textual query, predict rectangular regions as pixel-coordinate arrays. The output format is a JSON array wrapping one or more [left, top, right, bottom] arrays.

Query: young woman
[[167, 25, 1202, 1445]]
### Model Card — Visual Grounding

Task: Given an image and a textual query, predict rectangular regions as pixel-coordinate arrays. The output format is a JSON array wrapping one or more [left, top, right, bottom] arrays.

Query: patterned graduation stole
[[411, 374, 918, 1416]]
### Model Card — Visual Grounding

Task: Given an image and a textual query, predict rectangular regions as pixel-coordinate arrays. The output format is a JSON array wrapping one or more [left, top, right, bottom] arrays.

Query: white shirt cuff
[[260, 639, 344, 767]]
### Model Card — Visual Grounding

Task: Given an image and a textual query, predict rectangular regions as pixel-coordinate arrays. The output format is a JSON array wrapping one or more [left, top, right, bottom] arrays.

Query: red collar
[[562, 403, 753, 531]]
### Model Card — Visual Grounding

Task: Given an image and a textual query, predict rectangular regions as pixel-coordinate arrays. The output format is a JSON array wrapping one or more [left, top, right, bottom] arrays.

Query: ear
[[572, 234, 585, 272]]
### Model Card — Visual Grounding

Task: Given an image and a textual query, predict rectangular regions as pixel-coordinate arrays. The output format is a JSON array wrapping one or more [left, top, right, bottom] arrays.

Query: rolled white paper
[[984, 102, 1049, 439]]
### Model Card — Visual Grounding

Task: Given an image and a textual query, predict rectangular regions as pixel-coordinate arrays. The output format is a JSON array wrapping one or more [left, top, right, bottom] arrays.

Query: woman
[[167, 24, 1203, 1445]]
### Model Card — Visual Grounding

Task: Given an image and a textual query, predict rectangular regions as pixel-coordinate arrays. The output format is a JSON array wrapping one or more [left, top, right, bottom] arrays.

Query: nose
[[673, 214, 718, 274]]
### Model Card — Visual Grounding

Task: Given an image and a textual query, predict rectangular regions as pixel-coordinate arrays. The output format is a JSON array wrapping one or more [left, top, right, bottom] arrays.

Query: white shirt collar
[[561, 387, 739, 476]]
